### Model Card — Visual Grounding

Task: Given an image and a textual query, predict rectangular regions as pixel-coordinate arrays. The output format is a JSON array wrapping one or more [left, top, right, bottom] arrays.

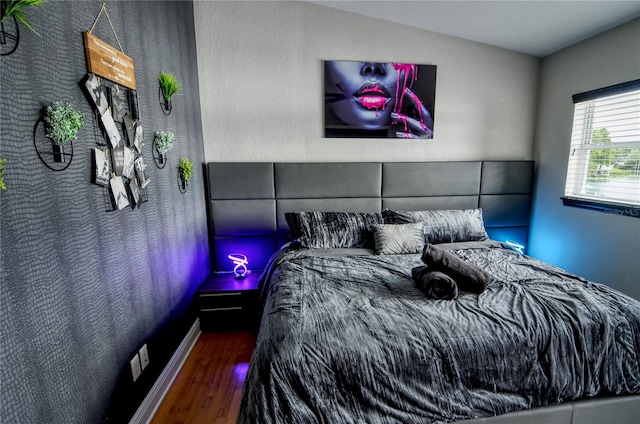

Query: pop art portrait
[[324, 60, 436, 139]]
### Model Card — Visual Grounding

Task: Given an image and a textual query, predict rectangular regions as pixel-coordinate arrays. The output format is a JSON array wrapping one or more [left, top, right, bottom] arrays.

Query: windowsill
[[561, 197, 640, 218]]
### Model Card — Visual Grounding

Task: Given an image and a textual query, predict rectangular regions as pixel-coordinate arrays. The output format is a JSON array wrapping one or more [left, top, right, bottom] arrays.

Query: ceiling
[[308, 1, 640, 57]]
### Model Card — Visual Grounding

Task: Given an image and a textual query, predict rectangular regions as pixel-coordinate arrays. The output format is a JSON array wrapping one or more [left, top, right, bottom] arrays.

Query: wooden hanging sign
[[83, 32, 136, 90]]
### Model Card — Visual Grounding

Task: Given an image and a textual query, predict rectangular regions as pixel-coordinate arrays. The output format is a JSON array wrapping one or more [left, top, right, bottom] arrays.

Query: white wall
[[194, 0, 539, 162], [529, 18, 640, 299]]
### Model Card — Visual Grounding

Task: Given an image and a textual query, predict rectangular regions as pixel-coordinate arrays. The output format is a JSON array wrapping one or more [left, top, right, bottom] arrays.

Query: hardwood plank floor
[[151, 331, 257, 424]]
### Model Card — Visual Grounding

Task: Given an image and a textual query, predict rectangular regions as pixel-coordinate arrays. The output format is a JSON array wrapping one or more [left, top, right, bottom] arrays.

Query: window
[[562, 79, 640, 217]]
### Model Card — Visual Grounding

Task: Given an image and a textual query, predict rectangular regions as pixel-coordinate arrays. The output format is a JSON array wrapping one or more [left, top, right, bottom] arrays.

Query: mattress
[[239, 242, 640, 423]]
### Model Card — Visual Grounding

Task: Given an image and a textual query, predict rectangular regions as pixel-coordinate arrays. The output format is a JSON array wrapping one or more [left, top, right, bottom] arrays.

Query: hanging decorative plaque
[[82, 4, 136, 89], [82, 3, 147, 211], [83, 32, 136, 90]]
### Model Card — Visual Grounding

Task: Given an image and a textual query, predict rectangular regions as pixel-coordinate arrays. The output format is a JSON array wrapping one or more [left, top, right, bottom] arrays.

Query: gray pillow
[[285, 211, 383, 249], [382, 209, 489, 244], [372, 223, 424, 255]]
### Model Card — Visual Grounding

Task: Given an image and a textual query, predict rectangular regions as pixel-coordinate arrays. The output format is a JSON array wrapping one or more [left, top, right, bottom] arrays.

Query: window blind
[[564, 80, 640, 210]]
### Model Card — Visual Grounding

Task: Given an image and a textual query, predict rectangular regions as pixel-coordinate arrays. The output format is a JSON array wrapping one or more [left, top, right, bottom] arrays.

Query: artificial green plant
[[154, 131, 175, 154], [178, 157, 193, 183], [158, 71, 182, 103], [0, 158, 7, 190], [1, 0, 44, 36], [42, 102, 85, 145]]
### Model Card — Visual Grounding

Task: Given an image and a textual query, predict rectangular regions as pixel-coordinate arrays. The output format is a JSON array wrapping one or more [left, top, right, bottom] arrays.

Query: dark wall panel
[[0, 1, 208, 423]]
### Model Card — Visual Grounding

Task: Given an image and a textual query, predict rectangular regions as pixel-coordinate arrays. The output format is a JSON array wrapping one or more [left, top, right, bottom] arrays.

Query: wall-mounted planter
[[1, 0, 43, 56], [177, 157, 192, 193], [33, 117, 74, 171], [0, 14, 19, 56], [52, 144, 66, 163], [158, 71, 181, 116], [178, 174, 188, 193], [158, 86, 172, 115], [153, 130, 174, 169], [0, 158, 7, 190], [34, 102, 85, 171]]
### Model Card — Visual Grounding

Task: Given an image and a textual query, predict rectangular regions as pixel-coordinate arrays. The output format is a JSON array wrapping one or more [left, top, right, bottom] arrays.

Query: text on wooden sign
[[83, 32, 136, 90]]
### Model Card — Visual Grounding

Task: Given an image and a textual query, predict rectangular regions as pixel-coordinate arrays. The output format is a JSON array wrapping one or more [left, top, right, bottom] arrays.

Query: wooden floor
[[151, 331, 257, 424]]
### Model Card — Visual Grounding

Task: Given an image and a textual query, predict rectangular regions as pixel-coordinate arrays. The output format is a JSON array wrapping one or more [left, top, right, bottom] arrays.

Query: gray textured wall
[[0, 1, 209, 422], [529, 18, 640, 300]]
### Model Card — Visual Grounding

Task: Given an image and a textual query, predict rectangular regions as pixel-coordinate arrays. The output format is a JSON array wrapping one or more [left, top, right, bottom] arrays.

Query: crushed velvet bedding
[[239, 242, 640, 424]]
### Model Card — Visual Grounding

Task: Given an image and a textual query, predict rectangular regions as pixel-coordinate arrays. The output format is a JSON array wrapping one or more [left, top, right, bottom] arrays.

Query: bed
[[205, 161, 640, 424]]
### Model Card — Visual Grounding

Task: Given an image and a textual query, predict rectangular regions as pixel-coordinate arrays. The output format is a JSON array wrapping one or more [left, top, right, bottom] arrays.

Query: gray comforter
[[239, 242, 640, 423]]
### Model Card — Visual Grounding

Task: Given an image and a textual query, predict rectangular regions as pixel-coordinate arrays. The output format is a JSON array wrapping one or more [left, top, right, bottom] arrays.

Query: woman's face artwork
[[325, 61, 401, 130], [325, 60, 436, 139]]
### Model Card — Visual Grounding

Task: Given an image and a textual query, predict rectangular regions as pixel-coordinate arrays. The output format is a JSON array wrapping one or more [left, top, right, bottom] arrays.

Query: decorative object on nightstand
[[152, 130, 174, 168], [158, 71, 181, 115], [228, 253, 249, 279], [505, 240, 525, 254], [177, 156, 192, 193], [196, 272, 261, 332]]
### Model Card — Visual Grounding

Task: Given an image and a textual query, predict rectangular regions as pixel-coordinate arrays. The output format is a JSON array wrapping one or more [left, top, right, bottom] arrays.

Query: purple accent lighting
[[234, 362, 250, 381], [228, 253, 248, 278]]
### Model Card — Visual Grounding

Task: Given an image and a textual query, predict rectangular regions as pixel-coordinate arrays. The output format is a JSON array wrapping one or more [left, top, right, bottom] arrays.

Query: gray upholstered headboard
[[206, 161, 534, 272]]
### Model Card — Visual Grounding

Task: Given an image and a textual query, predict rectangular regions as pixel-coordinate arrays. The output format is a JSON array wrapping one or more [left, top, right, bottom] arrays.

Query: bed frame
[[204, 161, 639, 423]]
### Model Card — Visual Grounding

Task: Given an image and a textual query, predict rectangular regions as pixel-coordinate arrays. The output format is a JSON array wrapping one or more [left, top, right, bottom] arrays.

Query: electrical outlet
[[130, 354, 142, 382], [139, 344, 149, 371]]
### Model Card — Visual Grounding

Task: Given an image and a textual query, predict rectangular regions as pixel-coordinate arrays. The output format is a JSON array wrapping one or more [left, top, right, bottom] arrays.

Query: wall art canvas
[[324, 61, 436, 139]]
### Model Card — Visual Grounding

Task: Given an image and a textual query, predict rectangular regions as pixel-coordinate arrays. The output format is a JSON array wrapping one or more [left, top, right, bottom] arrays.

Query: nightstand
[[196, 271, 261, 332]]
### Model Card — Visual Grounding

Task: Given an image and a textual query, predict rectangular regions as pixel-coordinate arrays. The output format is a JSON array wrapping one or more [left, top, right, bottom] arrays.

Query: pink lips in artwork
[[355, 85, 390, 116]]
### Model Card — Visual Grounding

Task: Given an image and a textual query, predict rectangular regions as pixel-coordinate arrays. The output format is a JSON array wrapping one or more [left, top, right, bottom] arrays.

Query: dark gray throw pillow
[[285, 211, 383, 249], [372, 223, 424, 255], [382, 209, 489, 244]]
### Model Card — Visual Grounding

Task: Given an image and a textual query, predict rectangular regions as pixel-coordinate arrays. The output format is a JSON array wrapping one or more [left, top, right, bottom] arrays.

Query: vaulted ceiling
[[309, 1, 640, 57]]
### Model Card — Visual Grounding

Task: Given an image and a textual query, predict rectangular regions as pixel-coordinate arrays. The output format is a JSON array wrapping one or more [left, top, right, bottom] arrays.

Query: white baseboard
[[129, 318, 202, 424]]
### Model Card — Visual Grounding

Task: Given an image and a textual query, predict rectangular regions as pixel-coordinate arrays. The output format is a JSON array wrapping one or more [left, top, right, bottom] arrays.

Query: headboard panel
[[381, 162, 482, 197], [274, 162, 381, 199], [206, 161, 534, 272]]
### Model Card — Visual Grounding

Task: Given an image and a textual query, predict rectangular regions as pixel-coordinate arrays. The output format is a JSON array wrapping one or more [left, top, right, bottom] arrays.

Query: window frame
[[561, 79, 640, 219]]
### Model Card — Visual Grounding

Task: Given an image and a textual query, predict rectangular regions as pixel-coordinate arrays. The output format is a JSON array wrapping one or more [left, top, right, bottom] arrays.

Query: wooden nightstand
[[196, 271, 261, 332]]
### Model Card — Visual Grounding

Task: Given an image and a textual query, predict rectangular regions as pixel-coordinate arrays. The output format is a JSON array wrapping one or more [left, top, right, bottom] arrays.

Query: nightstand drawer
[[198, 291, 244, 309], [196, 272, 261, 332], [200, 305, 244, 313]]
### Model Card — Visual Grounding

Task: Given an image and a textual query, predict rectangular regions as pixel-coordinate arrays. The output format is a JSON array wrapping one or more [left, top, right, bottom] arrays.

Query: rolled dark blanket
[[411, 266, 458, 300], [421, 243, 491, 294]]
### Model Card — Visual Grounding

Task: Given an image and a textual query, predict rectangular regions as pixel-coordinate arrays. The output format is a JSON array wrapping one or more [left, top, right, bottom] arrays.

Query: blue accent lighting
[[505, 240, 525, 254]]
